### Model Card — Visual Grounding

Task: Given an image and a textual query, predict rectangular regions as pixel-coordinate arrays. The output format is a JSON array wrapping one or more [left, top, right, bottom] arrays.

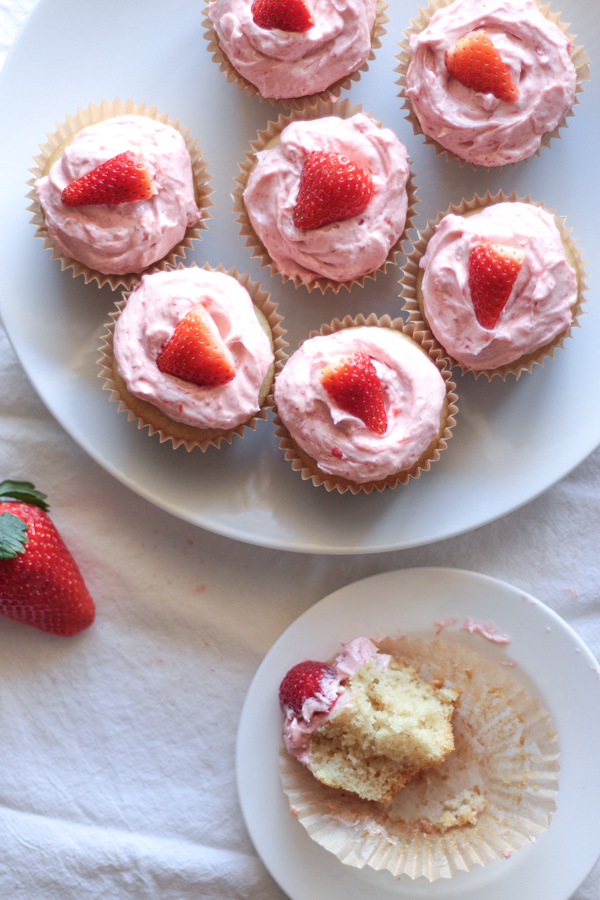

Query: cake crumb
[[436, 789, 487, 832]]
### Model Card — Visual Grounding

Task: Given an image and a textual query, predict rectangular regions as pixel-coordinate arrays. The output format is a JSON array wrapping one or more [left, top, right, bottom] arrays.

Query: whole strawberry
[[61, 150, 156, 207], [279, 660, 337, 716], [0, 480, 95, 636]]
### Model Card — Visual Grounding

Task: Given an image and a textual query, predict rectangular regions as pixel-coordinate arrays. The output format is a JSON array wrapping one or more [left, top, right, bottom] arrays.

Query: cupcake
[[29, 99, 212, 290], [279, 637, 460, 803], [397, 0, 589, 167], [280, 634, 559, 881], [402, 193, 587, 379], [204, 0, 388, 107], [273, 314, 458, 493], [98, 264, 286, 451], [236, 100, 416, 292]]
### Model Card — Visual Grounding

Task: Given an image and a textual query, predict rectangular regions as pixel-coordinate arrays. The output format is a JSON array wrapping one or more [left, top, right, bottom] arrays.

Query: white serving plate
[[0, 0, 598, 553], [237, 567, 600, 899]]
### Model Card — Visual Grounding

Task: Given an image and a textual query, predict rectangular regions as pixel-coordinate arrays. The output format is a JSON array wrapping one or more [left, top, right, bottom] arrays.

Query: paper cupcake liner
[[97, 262, 287, 452], [400, 190, 588, 380], [202, 0, 389, 110], [395, 0, 590, 169], [273, 313, 458, 494], [27, 98, 214, 291], [234, 98, 419, 294], [280, 635, 559, 881]]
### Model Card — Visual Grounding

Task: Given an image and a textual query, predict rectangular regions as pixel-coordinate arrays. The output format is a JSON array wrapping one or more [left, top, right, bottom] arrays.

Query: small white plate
[[237, 568, 600, 899], [1, 0, 599, 553]]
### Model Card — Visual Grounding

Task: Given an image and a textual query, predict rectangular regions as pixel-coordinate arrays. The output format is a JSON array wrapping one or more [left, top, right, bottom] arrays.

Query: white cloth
[[0, 2, 598, 898]]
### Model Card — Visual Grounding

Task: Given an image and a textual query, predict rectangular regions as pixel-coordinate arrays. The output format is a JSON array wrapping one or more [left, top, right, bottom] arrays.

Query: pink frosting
[[208, 0, 377, 99], [35, 115, 201, 275], [405, 0, 576, 166], [244, 114, 410, 284], [462, 619, 510, 644], [274, 327, 446, 484], [282, 637, 389, 765], [419, 202, 577, 370], [113, 268, 274, 429]]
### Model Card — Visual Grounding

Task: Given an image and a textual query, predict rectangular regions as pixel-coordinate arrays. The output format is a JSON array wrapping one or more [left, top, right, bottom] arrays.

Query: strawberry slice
[[320, 351, 388, 435], [0, 480, 95, 636], [445, 30, 519, 102], [61, 151, 157, 207], [251, 0, 314, 32], [157, 304, 236, 387], [293, 151, 374, 231], [279, 660, 337, 716], [469, 242, 524, 329]]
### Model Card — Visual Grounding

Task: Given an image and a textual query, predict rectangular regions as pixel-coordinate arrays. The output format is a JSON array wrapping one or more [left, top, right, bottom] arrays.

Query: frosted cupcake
[[98, 264, 286, 451], [29, 99, 212, 289], [397, 0, 589, 167], [204, 0, 388, 107], [402, 193, 587, 379], [236, 100, 416, 292], [273, 314, 457, 493]]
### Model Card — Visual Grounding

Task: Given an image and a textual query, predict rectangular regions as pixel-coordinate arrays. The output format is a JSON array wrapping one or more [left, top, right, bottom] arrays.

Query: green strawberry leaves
[[0, 512, 29, 559], [0, 480, 49, 511]]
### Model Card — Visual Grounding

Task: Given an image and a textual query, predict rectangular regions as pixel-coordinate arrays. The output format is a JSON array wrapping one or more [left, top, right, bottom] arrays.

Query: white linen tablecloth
[[1, 2, 599, 898]]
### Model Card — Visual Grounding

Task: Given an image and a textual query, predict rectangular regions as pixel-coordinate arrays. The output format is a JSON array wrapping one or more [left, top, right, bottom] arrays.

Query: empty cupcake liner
[[400, 189, 588, 380], [28, 97, 214, 291], [234, 97, 418, 294], [98, 262, 287, 452], [273, 313, 458, 494], [280, 634, 559, 881]]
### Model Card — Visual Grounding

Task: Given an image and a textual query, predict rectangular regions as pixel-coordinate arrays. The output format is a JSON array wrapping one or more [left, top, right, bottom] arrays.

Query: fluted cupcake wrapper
[[273, 313, 458, 494], [281, 635, 559, 881], [400, 189, 588, 380], [202, 0, 389, 110], [28, 97, 214, 291], [234, 98, 419, 294], [395, 0, 590, 170], [97, 262, 288, 452]]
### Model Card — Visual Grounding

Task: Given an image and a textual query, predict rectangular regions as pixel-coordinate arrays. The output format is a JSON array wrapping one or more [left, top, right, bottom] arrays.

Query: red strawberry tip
[[279, 659, 336, 715]]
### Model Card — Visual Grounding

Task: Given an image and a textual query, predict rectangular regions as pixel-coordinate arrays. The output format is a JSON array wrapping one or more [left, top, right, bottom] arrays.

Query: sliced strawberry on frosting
[[61, 151, 157, 207], [293, 151, 374, 231], [251, 0, 314, 32], [320, 351, 388, 435], [445, 30, 519, 102], [279, 660, 337, 716], [469, 242, 525, 330], [157, 304, 236, 387]]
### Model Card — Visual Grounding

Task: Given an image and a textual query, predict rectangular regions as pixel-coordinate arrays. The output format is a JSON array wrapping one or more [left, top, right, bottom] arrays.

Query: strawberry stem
[[0, 480, 49, 511], [0, 512, 29, 559]]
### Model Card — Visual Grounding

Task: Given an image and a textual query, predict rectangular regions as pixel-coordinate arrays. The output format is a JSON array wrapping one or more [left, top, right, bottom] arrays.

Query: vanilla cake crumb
[[437, 788, 487, 831], [308, 659, 459, 802]]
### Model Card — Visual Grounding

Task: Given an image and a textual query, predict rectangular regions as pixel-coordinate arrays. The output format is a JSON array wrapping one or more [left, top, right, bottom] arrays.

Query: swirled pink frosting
[[244, 114, 410, 283], [208, 0, 377, 99], [282, 637, 389, 765], [274, 327, 446, 483], [419, 202, 577, 370], [35, 115, 201, 275], [113, 268, 274, 429], [405, 0, 576, 166]]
